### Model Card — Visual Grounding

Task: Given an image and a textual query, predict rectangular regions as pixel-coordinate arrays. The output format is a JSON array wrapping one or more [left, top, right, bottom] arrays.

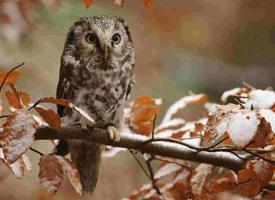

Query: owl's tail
[[69, 140, 102, 195]]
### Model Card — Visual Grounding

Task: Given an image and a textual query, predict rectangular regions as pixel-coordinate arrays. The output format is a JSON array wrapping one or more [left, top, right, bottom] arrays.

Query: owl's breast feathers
[[58, 55, 133, 127]]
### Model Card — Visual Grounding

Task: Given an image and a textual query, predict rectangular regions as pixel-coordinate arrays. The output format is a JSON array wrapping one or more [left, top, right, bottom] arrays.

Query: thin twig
[[0, 63, 24, 92], [145, 155, 166, 200], [29, 147, 44, 156], [129, 150, 150, 179]]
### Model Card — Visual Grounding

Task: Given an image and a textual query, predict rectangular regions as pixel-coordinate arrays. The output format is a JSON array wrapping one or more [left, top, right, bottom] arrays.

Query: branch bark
[[35, 126, 246, 171]]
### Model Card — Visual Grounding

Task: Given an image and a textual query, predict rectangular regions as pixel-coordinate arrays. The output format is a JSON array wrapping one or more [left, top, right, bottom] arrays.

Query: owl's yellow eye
[[112, 33, 121, 44], [86, 33, 97, 44]]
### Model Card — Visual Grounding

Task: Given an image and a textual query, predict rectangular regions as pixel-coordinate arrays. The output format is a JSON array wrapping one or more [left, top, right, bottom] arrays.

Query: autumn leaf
[[5, 90, 31, 109], [209, 159, 273, 197], [1, 109, 37, 164], [191, 164, 213, 195], [83, 0, 93, 9], [162, 94, 208, 123], [57, 157, 82, 195], [39, 155, 64, 194], [34, 106, 61, 130], [33, 97, 95, 125], [129, 96, 160, 136], [0, 148, 31, 178], [142, 0, 153, 7], [0, 70, 22, 86]]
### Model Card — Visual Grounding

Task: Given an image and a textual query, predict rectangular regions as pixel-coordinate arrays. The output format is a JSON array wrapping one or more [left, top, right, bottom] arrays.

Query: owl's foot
[[107, 126, 120, 142]]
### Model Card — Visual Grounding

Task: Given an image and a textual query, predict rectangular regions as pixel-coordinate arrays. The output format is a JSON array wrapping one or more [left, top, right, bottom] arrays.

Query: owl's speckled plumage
[[56, 16, 135, 194]]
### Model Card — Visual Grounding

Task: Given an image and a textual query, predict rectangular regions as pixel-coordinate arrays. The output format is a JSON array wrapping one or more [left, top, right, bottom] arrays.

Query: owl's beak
[[104, 45, 109, 61]]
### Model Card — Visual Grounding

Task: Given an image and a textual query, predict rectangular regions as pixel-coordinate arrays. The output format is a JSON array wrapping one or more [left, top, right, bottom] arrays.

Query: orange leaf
[[34, 107, 61, 130], [2, 109, 37, 164], [0, 71, 22, 86], [209, 158, 273, 198], [38, 97, 71, 107], [83, 0, 93, 9], [39, 155, 64, 194], [142, 0, 153, 7], [129, 96, 160, 136], [5, 90, 31, 109]]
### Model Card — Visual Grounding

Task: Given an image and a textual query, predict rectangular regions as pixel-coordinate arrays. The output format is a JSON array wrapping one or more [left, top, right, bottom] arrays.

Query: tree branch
[[35, 126, 246, 171]]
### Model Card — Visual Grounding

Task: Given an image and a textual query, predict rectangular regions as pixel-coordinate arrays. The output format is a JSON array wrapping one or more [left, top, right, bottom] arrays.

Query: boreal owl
[[55, 16, 135, 195]]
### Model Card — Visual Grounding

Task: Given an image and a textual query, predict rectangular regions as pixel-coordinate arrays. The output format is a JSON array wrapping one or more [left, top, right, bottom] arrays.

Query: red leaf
[[2, 109, 37, 164], [39, 155, 64, 194], [34, 107, 61, 130], [83, 0, 93, 9]]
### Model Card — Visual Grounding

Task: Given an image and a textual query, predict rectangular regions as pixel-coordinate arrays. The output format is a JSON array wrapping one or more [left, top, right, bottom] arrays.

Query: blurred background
[[0, 0, 275, 199]]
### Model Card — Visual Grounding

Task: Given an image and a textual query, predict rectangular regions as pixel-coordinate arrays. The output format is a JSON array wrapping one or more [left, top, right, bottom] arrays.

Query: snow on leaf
[[102, 146, 126, 158], [221, 87, 241, 103], [162, 94, 208, 124], [259, 109, 275, 132], [34, 106, 61, 130], [2, 109, 37, 164], [0, 148, 31, 178], [154, 163, 182, 180], [56, 157, 82, 195], [39, 155, 64, 194], [191, 164, 213, 195], [155, 118, 185, 133], [0, 70, 22, 85], [83, 0, 93, 9], [227, 111, 260, 148], [129, 96, 160, 136], [245, 89, 275, 109]]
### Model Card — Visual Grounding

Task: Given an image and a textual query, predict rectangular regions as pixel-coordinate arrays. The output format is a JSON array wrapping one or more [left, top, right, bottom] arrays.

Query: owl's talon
[[107, 126, 120, 142]]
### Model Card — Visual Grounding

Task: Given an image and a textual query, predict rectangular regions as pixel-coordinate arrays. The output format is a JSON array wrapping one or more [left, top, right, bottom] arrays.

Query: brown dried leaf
[[129, 96, 160, 136], [167, 183, 194, 200], [0, 70, 22, 85], [34, 107, 61, 130], [39, 155, 64, 194], [36, 97, 95, 125], [2, 109, 37, 164], [38, 97, 71, 107], [57, 157, 82, 195], [191, 164, 213, 195], [5, 90, 31, 109], [209, 159, 273, 197], [113, 0, 124, 7]]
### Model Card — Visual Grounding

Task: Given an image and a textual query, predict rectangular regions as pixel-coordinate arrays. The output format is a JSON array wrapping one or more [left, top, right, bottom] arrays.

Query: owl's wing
[[56, 56, 75, 117], [126, 75, 135, 100]]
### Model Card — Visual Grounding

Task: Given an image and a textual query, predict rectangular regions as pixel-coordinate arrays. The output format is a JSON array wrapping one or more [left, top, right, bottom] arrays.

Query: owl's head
[[63, 16, 134, 70]]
